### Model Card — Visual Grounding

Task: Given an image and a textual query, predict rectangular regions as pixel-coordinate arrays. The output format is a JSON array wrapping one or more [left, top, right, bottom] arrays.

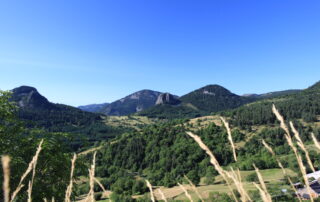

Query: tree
[[0, 90, 71, 201]]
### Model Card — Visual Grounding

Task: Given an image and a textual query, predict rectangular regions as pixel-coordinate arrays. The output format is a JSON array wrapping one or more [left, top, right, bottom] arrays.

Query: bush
[[245, 173, 259, 182]]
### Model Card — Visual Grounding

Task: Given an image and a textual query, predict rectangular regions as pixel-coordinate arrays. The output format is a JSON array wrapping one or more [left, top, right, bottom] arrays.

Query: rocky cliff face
[[155, 93, 181, 105], [100, 90, 162, 115], [11, 86, 56, 110]]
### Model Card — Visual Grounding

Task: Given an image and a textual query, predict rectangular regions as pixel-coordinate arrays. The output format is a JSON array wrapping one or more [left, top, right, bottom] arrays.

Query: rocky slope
[[99, 90, 162, 116]]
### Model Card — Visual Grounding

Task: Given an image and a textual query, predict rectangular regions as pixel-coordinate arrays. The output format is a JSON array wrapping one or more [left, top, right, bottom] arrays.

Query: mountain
[[259, 89, 301, 98], [10, 86, 129, 148], [10, 86, 102, 130], [78, 103, 109, 113], [227, 81, 320, 127], [180, 84, 253, 112], [308, 81, 320, 91], [99, 90, 162, 116], [242, 89, 301, 99], [11, 86, 56, 110], [139, 85, 255, 119]]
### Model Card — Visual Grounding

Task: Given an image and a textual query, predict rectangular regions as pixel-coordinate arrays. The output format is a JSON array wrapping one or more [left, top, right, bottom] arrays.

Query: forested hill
[[10, 86, 130, 148], [180, 85, 254, 112], [223, 81, 320, 127], [93, 117, 320, 200], [138, 85, 256, 119]]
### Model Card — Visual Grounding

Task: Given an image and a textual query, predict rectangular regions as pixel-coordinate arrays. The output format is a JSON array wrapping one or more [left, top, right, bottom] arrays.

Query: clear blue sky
[[0, 0, 320, 106]]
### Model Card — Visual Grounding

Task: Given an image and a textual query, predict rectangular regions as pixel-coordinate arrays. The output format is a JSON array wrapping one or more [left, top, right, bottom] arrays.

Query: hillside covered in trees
[[2, 81, 320, 201], [10, 86, 133, 150], [223, 81, 320, 128]]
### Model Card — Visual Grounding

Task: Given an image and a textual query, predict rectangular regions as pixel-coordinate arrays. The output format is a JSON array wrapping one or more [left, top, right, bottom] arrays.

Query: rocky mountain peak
[[100, 89, 162, 115], [155, 93, 180, 105], [11, 86, 54, 109]]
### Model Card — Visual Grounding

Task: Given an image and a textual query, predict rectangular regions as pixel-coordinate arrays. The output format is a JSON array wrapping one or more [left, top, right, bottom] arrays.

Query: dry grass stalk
[[184, 175, 204, 202], [186, 132, 240, 202], [290, 121, 315, 172], [11, 139, 43, 202], [52, 197, 55, 202], [262, 140, 302, 202], [220, 117, 237, 162], [262, 140, 288, 175], [94, 177, 107, 196], [28, 152, 40, 202], [145, 180, 155, 202], [253, 164, 272, 202], [27, 180, 32, 202], [311, 133, 320, 151], [177, 183, 194, 202], [235, 167, 253, 201], [65, 153, 77, 202], [272, 105, 290, 135], [86, 152, 97, 202], [225, 168, 252, 202], [272, 105, 314, 202], [157, 188, 167, 202], [2, 155, 10, 202], [262, 140, 275, 156], [253, 182, 270, 202]]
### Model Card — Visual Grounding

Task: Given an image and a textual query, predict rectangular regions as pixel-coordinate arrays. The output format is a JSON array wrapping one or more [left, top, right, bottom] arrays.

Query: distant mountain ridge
[[78, 103, 109, 113], [98, 90, 162, 116], [77, 83, 310, 118], [228, 80, 320, 127], [139, 85, 256, 119], [8, 86, 130, 149], [242, 89, 302, 99]]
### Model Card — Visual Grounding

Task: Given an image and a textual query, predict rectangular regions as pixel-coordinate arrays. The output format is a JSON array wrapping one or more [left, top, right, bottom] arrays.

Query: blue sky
[[0, 0, 320, 106]]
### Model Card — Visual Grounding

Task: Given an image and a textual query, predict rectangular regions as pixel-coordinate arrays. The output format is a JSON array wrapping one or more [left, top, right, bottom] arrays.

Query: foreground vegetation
[[2, 83, 320, 201]]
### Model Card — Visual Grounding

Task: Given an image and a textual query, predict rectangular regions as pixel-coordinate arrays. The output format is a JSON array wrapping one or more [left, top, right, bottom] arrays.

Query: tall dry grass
[[145, 179, 155, 202], [177, 183, 194, 202], [184, 175, 204, 202], [187, 131, 243, 202], [157, 188, 167, 202], [2, 155, 10, 202], [220, 117, 237, 162], [94, 177, 108, 197], [272, 105, 314, 202], [65, 153, 77, 202], [290, 121, 315, 172], [311, 133, 320, 151], [253, 164, 272, 202], [11, 139, 43, 202], [85, 152, 97, 202], [262, 140, 302, 202]]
